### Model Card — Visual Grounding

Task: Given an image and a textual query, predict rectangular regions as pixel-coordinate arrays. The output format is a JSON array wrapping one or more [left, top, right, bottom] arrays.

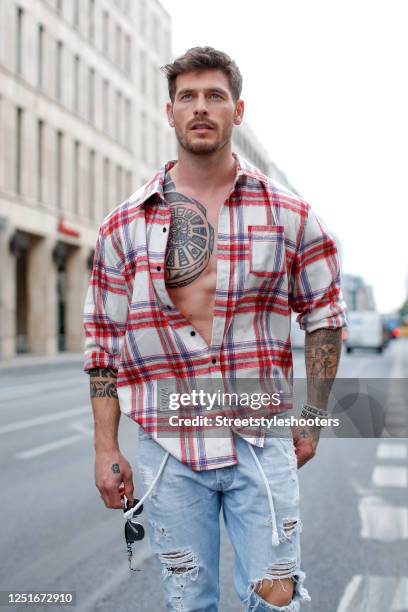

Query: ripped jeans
[[137, 429, 311, 611]]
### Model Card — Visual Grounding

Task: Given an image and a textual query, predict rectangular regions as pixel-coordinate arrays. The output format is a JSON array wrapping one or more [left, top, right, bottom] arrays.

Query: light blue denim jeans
[[137, 429, 311, 611]]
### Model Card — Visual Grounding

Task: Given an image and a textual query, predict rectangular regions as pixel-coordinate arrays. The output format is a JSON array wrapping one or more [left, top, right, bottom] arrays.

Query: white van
[[345, 311, 386, 354]]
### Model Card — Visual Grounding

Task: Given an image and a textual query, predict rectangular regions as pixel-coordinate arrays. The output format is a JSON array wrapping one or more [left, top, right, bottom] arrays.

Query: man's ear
[[233, 99, 245, 126], [166, 102, 175, 128]]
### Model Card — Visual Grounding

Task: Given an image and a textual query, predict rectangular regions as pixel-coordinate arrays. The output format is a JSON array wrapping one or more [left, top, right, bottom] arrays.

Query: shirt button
[[211, 358, 217, 364], [163, 227, 167, 233], [156, 266, 161, 271], [190, 331, 196, 336], [166, 305, 172, 310]]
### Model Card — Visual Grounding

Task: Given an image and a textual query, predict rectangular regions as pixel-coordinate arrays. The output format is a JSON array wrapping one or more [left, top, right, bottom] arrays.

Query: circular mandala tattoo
[[165, 191, 214, 288]]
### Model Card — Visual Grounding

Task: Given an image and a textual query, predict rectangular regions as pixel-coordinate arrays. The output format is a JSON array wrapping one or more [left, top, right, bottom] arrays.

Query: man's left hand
[[291, 424, 322, 469]]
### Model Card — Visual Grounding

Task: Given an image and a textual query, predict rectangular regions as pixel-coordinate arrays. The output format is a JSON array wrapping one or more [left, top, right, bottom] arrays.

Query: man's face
[[166, 69, 244, 155]]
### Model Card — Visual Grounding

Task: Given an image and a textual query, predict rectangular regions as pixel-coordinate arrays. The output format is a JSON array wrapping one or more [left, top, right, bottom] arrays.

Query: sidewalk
[[0, 351, 83, 370]]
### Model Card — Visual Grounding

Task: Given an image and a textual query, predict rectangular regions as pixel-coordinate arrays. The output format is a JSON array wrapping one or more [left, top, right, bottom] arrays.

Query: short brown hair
[[161, 46, 243, 103]]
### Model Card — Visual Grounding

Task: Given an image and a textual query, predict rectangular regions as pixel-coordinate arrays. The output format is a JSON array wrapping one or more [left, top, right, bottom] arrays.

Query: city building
[[0, 0, 296, 360], [0, 0, 172, 359], [342, 273, 376, 311]]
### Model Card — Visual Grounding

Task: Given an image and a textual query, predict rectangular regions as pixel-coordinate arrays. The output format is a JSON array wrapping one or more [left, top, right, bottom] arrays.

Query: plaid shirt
[[83, 153, 347, 470]]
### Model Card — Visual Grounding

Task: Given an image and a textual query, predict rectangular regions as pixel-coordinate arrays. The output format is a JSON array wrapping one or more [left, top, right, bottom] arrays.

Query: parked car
[[345, 311, 387, 354]]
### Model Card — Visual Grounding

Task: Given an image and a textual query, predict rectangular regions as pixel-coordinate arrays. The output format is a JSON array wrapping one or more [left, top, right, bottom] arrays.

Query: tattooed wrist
[[111, 463, 120, 474]]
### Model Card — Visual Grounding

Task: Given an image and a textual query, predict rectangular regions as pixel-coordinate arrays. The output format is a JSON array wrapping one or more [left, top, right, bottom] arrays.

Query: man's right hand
[[95, 450, 134, 509]]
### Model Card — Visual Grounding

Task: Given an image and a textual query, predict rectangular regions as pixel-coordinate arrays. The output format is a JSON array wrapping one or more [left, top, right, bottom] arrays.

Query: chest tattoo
[[164, 190, 214, 288]]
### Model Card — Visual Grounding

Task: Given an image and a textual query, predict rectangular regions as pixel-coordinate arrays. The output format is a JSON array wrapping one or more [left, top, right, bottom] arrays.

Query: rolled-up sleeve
[[83, 226, 129, 372], [289, 205, 348, 333]]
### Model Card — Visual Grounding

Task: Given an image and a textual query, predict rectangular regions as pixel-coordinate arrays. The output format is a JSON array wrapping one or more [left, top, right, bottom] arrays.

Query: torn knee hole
[[283, 519, 297, 535], [159, 549, 198, 574], [256, 575, 295, 606]]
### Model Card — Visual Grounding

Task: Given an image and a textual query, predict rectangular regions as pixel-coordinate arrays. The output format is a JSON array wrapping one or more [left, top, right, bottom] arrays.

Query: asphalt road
[[0, 339, 407, 612]]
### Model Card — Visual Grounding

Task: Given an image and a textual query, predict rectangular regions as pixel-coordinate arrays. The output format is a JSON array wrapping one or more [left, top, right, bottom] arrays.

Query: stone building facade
[[0, 0, 294, 360]]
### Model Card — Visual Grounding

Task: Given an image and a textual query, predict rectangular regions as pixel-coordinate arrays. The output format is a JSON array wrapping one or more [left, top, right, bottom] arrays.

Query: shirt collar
[[127, 152, 268, 210]]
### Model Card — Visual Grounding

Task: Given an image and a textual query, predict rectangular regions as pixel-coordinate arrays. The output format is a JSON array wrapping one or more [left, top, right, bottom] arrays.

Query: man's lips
[[189, 123, 215, 131]]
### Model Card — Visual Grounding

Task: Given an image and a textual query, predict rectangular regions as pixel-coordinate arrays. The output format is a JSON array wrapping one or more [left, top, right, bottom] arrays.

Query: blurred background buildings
[[0, 0, 358, 361]]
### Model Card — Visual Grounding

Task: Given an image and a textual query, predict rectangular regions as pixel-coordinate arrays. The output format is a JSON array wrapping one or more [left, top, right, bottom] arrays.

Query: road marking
[[69, 419, 94, 436], [76, 539, 152, 612], [377, 443, 407, 459], [337, 575, 408, 611], [15, 433, 87, 459], [359, 495, 408, 541], [0, 406, 89, 435], [0, 378, 85, 403], [372, 466, 408, 488]]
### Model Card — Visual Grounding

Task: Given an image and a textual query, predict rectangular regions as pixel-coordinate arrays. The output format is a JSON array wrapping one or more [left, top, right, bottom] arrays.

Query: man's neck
[[169, 145, 237, 194]]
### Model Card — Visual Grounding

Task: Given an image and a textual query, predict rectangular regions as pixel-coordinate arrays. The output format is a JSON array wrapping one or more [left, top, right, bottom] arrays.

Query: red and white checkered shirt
[[83, 153, 347, 470]]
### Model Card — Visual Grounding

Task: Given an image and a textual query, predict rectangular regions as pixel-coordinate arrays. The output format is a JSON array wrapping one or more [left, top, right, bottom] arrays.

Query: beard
[[174, 123, 233, 155]]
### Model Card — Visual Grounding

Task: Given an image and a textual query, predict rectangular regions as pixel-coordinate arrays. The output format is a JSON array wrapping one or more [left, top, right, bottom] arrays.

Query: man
[[83, 47, 347, 611]]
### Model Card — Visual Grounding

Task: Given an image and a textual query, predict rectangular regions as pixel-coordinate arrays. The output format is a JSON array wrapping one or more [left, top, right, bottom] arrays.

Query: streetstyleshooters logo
[[167, 389, 281, 411]]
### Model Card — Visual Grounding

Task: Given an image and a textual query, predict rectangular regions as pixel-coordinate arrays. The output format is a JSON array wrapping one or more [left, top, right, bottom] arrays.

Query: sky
[[159, 0, 408, 314]]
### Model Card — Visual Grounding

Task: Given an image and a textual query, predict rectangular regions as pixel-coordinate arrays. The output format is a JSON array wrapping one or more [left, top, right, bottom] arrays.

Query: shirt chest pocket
[[248, 225, 286, 276]]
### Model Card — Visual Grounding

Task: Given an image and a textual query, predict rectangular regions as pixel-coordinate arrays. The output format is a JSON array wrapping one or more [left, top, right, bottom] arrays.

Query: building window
[[124, 35, 131, 75], [152, 14, 159, 53], [89, 67, 95, 122], [56, 0, 63, 14], [16, 7, 23, 75], [153, 65, 160, 109], [116, 164, 122, 203], [73, 55, 79, 113], [125, 98, 131, 149], [73, 0, 79, 28], [16, 107, 23, 194], [115, 90, 122, 142], [89, 149, 95, 219], [37, 119, 44, 202], [103, 157, 110, 215], [56, 130, 63, 209], [103, 79, 109, 134], [115, 25, 121, 68], [126, 170, 132, 196], [140, 110, 147, 158], [89, 0, 95, 43], [139, 0, 146, 37], [103, 11, 109, 56], [56, 41, 63, 103], [154, 122, 160, 167], [140, 49, 146, 94], [73, 140, 80, 215], [38, 25, 44, 88]]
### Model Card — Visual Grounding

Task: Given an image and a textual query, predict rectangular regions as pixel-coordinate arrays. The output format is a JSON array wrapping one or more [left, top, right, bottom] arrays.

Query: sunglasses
[[123, 497, 145, 571]]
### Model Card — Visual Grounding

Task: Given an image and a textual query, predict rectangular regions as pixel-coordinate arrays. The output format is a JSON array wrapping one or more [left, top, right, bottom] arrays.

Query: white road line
[[69, 419, 94, 436], [372, 466, 408, 488], [0, 406, 89, 435], [76, 539, 152, 612], [0, 378, 85, 403], [15, 433, 87, 459], [337, 575, 408, 612], [359, 495, 408, 541], [377, 443, 407, 459]]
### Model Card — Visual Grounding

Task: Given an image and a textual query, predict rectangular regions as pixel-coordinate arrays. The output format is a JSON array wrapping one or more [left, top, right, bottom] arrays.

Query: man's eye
[[180, 94, 192, 100], [210, 93, 222, 99]]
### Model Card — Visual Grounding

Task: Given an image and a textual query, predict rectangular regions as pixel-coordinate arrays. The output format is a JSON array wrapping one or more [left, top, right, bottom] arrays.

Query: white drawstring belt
[[247, 442, 280, 547], [123, 451, 170, 520]]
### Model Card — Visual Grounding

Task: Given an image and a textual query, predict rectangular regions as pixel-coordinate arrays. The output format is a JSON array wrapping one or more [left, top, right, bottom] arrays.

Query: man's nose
[[193, 94, 209, 115]]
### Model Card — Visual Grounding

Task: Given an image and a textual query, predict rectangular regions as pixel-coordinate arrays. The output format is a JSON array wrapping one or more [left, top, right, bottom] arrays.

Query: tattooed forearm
[[89, 367, 118, 399], [304, 327, 343, 409], [90, 381, 118, 398]]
